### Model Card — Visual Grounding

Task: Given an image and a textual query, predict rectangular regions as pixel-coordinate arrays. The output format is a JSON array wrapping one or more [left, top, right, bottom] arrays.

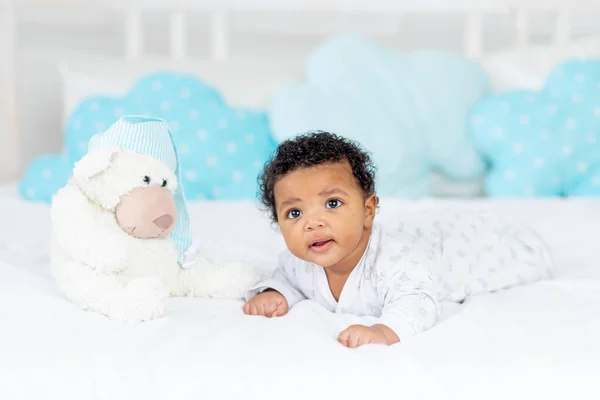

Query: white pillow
[[481, 36, 600, 91], [58, 56, 306, 123]]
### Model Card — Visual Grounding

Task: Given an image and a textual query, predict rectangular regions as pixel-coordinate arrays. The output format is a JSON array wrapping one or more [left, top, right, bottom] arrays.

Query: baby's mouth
[[310, 239, 334, 250]]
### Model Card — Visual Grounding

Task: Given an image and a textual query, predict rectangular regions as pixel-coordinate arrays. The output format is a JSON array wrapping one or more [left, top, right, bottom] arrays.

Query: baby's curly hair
[[258, 131, 377, 223]]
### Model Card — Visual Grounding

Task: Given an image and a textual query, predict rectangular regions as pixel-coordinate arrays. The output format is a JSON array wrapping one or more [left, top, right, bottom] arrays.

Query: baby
[[243, 131, 554, 348]]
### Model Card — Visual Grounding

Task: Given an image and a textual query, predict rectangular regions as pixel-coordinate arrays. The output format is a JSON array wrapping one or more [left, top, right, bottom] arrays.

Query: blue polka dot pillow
[[19, 71, 277, 202], [469, 59, 600, 197]]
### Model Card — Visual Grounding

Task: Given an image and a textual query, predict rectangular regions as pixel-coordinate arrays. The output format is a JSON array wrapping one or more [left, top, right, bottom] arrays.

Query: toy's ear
[[72, 147, 120, 181]]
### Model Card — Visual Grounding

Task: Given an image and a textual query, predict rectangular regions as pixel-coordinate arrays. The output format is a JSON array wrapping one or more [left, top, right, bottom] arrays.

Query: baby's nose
[[153, 214, 173, 230], [305, 215, 326, 230]]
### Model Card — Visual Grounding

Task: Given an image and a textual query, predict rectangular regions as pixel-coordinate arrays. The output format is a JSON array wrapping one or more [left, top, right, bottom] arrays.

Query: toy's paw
[[189, 260, 268, 300], [115, 277, 168, 322], [95, 244, 130, 274]]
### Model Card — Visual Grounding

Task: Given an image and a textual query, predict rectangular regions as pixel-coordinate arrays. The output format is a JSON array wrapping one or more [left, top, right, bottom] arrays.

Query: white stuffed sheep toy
[[50, 115, 265, 322]]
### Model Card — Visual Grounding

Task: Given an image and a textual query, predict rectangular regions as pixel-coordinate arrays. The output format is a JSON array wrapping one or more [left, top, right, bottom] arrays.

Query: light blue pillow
[[20, 71, 277, 202], [469, 59, 600, 197], [269, 34, 489, 198], [19, 154, 72, 203]]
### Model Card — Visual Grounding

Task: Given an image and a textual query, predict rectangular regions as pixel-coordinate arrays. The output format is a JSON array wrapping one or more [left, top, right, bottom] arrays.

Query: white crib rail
[[116, 5, 580, 61], [1, 0, 597, 181]]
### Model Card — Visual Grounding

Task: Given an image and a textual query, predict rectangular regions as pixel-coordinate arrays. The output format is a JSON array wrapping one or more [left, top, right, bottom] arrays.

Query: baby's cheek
[[282, 230, 305, 256], [338, 233, 360, 255], [340, 218, 365, 246]]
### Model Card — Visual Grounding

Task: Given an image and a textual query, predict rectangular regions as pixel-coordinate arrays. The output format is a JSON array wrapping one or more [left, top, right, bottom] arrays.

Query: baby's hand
[[338, 324, 398, 348], [243, 290, 289, 318]]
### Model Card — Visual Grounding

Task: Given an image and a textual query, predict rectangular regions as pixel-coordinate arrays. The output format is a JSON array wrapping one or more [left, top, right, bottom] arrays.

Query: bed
[[1, 1, 600, 399], [1, 180, 599, 399]]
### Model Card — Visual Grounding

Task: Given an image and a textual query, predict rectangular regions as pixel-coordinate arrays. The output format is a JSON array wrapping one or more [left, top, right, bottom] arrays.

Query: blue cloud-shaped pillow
[[20, 71, 277, 202], [269, 35, 489, 197], [19, 155, 73, 203], [469, 59, 600, 197]]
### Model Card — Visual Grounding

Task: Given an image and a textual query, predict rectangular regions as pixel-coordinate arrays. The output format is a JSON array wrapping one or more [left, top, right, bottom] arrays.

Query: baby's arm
[[339, 268, 439, 347], [339, 239, 441, 348], [244, 252, 307, 317], [375, 264, 440, 343]]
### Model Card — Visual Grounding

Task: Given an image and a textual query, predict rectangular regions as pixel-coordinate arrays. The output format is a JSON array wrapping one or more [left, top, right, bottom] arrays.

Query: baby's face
[[274, 161, 377, 271]]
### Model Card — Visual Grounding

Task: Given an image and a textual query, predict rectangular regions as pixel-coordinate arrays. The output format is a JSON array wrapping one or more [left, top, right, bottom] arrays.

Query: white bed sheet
[[1, 183, 599, 400]]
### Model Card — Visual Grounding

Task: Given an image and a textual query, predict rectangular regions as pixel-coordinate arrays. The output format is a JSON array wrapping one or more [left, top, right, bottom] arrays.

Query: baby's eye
[[161, 179, 168, 188], [143, 176, 151, 184], [326, 199, 342, 209], [287, 209, 302, 219]]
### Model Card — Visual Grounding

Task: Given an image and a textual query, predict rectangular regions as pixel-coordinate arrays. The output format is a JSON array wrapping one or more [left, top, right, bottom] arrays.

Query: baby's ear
[[364, 193, 378, 227], [72, 147, 120, 181]]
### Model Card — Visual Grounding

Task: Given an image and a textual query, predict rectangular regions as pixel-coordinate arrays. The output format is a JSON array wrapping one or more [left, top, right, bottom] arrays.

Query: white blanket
[[0, 184, 599, 400]]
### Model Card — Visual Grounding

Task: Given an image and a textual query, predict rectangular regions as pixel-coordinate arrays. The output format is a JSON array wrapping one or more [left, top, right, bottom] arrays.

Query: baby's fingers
[[356, 334, 372, 348], [338, 328, 351, 347], [256, 303, 268, 316], [248, 303, 258, 315], [271, 305, 285, 317], [243, 302, 261, 316], [348, 331, 362, 348], [338, 329, 372, 348], [264, 301, 279, 317]]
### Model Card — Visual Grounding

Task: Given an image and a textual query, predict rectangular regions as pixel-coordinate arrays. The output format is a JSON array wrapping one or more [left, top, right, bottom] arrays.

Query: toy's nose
[[153, 214, 173, 230]]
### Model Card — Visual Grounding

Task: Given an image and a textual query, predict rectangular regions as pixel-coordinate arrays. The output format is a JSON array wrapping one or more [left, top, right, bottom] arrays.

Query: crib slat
[[554, 6, 571, 47], [170, 11, 187, 60], [515, 8, 530, 47], [125, 9, 143, 59], [210, 10, 229, 61], [0, 0, 20, 180], [463, 11, 484, 59]]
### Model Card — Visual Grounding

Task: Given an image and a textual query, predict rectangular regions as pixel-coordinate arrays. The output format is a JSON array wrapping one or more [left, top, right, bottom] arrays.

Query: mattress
[[1, 182, 599, 400]]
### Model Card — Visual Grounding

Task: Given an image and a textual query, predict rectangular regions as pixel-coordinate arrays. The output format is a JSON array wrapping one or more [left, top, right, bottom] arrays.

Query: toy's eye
[[161, 179, 168, 187], [143, 176, 151, 184]]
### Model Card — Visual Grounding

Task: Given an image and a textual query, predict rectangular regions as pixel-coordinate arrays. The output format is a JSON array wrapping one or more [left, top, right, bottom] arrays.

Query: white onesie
[[246, 209, 554, 340]]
